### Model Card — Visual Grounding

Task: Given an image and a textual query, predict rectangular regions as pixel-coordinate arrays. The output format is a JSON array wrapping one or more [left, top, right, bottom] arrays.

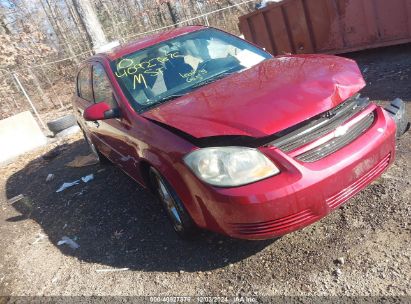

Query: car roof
[[96, 25, 207, 61]]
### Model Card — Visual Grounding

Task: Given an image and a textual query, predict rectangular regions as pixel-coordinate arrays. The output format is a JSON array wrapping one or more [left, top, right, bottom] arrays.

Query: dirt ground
[[0, 44, 410, 300]]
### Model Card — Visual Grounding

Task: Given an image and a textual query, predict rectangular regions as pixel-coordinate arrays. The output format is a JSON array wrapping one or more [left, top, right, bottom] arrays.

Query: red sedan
[[73, 26, 402, 240]]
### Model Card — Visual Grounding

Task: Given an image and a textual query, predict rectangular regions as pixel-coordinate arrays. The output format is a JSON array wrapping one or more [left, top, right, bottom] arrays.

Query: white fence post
[[12, 73, 47, 130]]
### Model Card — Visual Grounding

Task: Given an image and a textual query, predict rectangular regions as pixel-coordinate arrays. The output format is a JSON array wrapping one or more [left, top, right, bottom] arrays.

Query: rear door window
[[77, 65, 93, 102]]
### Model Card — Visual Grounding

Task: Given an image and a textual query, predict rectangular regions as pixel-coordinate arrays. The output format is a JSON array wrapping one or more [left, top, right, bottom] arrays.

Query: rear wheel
[[149, 168, 197, 239]]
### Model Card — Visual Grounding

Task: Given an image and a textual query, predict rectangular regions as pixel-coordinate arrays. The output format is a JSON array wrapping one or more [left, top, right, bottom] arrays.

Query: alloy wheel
[[155, 174, 183, 232]]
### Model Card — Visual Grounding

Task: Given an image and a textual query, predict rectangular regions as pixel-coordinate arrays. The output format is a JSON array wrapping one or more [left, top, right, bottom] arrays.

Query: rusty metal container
[[239, 0, 411, 55]]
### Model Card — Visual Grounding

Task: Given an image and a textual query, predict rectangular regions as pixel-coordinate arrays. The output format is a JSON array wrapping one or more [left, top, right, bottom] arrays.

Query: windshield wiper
[[190, 70, 239, 90], [142, 69, 240, 112], [143, 93, 187, 111], [158, 93, 187, 103]]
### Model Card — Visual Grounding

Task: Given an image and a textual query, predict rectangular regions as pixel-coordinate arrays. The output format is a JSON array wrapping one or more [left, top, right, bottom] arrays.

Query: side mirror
[[83, 102, 120, 121]]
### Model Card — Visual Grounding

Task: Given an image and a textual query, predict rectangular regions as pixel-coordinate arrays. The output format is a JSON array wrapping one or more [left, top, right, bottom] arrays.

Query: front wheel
[[149, 168, 197, 239]]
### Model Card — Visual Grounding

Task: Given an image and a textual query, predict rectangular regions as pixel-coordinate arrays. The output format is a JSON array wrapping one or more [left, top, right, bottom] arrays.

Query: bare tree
[[227, 0, 247, 14], [72, 0, 107, 50], [166, 1, 179, 26], [0, 12, 11, 35]]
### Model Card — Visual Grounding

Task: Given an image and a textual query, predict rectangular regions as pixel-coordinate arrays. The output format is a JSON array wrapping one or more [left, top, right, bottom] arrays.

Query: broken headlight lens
[[184, 147, 280, 187]]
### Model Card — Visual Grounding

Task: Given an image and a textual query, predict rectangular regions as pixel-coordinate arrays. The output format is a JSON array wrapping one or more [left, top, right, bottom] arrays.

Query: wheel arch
[[138, 153, 207, 228]]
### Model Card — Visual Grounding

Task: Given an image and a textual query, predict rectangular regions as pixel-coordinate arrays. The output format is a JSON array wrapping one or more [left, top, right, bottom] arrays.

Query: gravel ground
[[0, 44, 410, 300]]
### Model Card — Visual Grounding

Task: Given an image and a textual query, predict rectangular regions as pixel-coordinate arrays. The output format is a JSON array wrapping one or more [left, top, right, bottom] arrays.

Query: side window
[[77, 66, 93, 101], [92, 63, 117, 108]]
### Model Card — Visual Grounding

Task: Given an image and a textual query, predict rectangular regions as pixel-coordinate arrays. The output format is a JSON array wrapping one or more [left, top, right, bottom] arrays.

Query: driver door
[[89, 62, 128, 166]]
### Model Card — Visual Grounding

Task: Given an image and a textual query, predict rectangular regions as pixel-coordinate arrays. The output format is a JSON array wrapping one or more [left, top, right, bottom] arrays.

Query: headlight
[[184, 147, 280, 187]]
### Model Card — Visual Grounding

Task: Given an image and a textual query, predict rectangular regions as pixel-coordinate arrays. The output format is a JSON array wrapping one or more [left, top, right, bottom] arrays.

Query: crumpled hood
[[142, 54, 365, 138]]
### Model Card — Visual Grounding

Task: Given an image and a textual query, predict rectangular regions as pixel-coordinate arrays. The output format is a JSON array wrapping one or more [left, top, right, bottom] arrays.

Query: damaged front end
[[266, 94, 375, 162], [147, 94, 374, 152], [148, 93, 408, 164], [143, 54, 408, 159]]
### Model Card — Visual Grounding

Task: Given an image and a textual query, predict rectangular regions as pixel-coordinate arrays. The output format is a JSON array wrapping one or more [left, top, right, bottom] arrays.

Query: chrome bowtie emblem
[[323, 111, 335, 119], [334, 125, 349, 138]]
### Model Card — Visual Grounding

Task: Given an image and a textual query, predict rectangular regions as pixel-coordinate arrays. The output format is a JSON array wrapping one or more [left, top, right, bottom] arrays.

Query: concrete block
[[0, 111, 47, 164]]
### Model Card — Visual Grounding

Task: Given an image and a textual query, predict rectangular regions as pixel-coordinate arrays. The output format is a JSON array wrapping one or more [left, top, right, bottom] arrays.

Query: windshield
[[111, 28, 272, 112]]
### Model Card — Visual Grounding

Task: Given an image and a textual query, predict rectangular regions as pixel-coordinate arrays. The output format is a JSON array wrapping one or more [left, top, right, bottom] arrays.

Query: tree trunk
[[43, 0, 79, 63], [166, 2, 179, 26], [101, 2, 121, 39], [61, 0, 91, 53], [0, 14, 11, 35], [227, 0, 247, 15], [72, 0, 107, 50], [134, 0, 149, 29]]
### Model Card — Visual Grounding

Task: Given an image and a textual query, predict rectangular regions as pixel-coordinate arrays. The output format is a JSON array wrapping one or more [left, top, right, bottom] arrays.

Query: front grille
[[296, 112, 375, 162], [230, 209, 318, 236], [269, 95, 370, 153]]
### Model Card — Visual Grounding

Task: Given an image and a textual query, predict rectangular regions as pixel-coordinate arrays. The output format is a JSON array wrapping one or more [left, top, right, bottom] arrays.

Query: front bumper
[[184, 105, 396, 240]]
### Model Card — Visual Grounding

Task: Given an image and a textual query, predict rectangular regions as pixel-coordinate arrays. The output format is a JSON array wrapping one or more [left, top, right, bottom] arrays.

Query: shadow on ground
[[5, 139, 273, 272]]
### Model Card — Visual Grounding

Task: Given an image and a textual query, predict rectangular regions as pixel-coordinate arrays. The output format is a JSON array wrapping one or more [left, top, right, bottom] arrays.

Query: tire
[[149, 168, 197, 239], [47, 114, 77, 134], [81, 127, 111, 165], [385, 98, 409, 138], [397, 111, 409, 138]]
